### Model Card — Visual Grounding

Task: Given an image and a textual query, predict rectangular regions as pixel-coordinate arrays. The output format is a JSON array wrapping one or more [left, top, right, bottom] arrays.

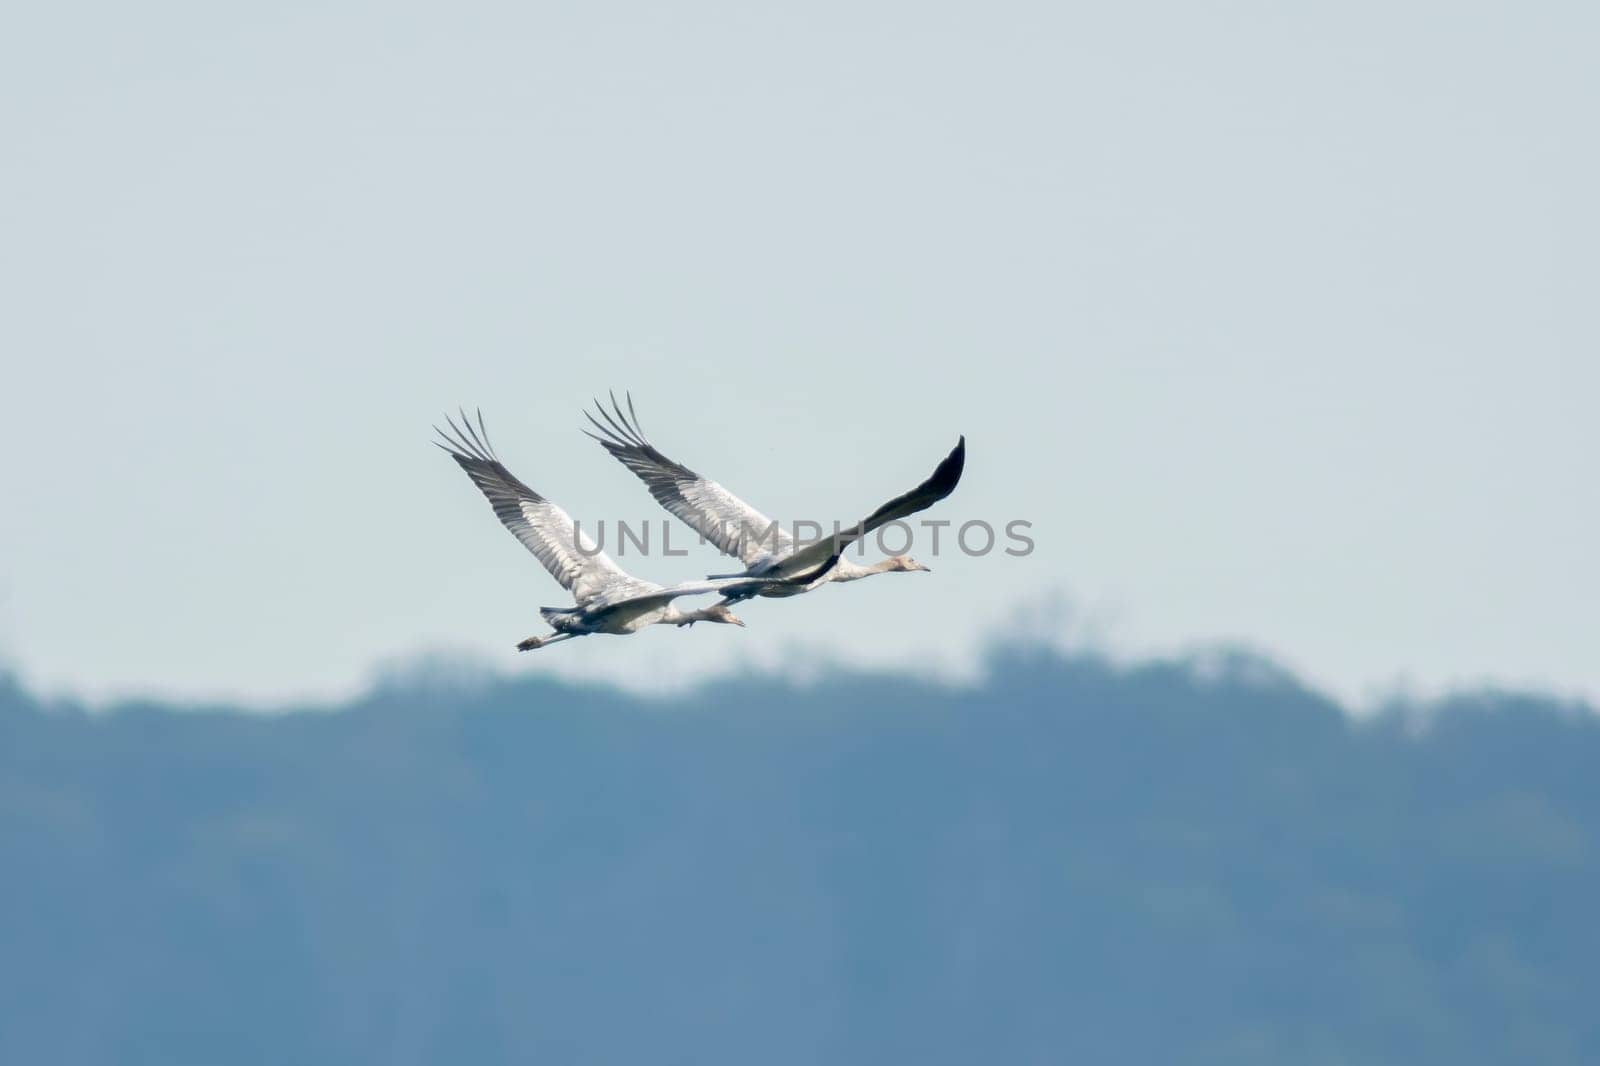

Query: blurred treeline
[[2, 649, 1596, 1065]]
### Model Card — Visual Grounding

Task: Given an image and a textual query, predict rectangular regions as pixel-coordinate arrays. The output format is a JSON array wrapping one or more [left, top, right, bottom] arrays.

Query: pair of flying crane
[[437, 395, 965, 650]]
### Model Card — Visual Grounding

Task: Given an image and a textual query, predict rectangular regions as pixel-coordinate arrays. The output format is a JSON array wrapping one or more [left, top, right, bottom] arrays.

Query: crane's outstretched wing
[[583, 393, 795, 570], [585, 392, 964, 580], [436, 410, 637, 606], [774, 434, 966, 577]]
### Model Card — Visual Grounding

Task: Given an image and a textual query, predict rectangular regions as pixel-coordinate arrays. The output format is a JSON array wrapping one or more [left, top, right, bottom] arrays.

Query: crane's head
[[705, 603, 747, 626], [891, 555, 932, 573]]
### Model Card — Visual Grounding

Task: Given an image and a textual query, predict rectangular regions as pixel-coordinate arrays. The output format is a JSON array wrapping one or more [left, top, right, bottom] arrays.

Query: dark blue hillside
[[2, 651, 1596, 1065]]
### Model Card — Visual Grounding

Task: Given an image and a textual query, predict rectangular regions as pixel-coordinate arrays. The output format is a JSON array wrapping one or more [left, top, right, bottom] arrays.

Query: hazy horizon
[[6, 626, 1592, 722]]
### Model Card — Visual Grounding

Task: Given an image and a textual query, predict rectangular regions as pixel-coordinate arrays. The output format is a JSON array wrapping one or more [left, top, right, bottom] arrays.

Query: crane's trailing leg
[[517, 632, 578, 651]]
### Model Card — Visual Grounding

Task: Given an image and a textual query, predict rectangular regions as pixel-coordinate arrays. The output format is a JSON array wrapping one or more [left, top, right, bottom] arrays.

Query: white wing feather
[[585, 393, 964, 578], [436, 411, 640, 606], [583, 395, 795, 571]]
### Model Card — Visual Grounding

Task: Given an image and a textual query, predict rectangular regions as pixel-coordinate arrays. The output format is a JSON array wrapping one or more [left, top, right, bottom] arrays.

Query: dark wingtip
[[908, 436, 963, 500], [939, 435, 966, 488]]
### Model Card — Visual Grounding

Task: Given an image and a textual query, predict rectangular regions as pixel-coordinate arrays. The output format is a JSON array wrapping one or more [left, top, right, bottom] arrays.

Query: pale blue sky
[[3, 1, 1595, 705]]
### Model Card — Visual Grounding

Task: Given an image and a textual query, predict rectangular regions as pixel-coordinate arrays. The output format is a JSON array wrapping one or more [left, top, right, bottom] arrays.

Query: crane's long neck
[[829, 556, 902, 583], [662, 604, 718, 625]]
